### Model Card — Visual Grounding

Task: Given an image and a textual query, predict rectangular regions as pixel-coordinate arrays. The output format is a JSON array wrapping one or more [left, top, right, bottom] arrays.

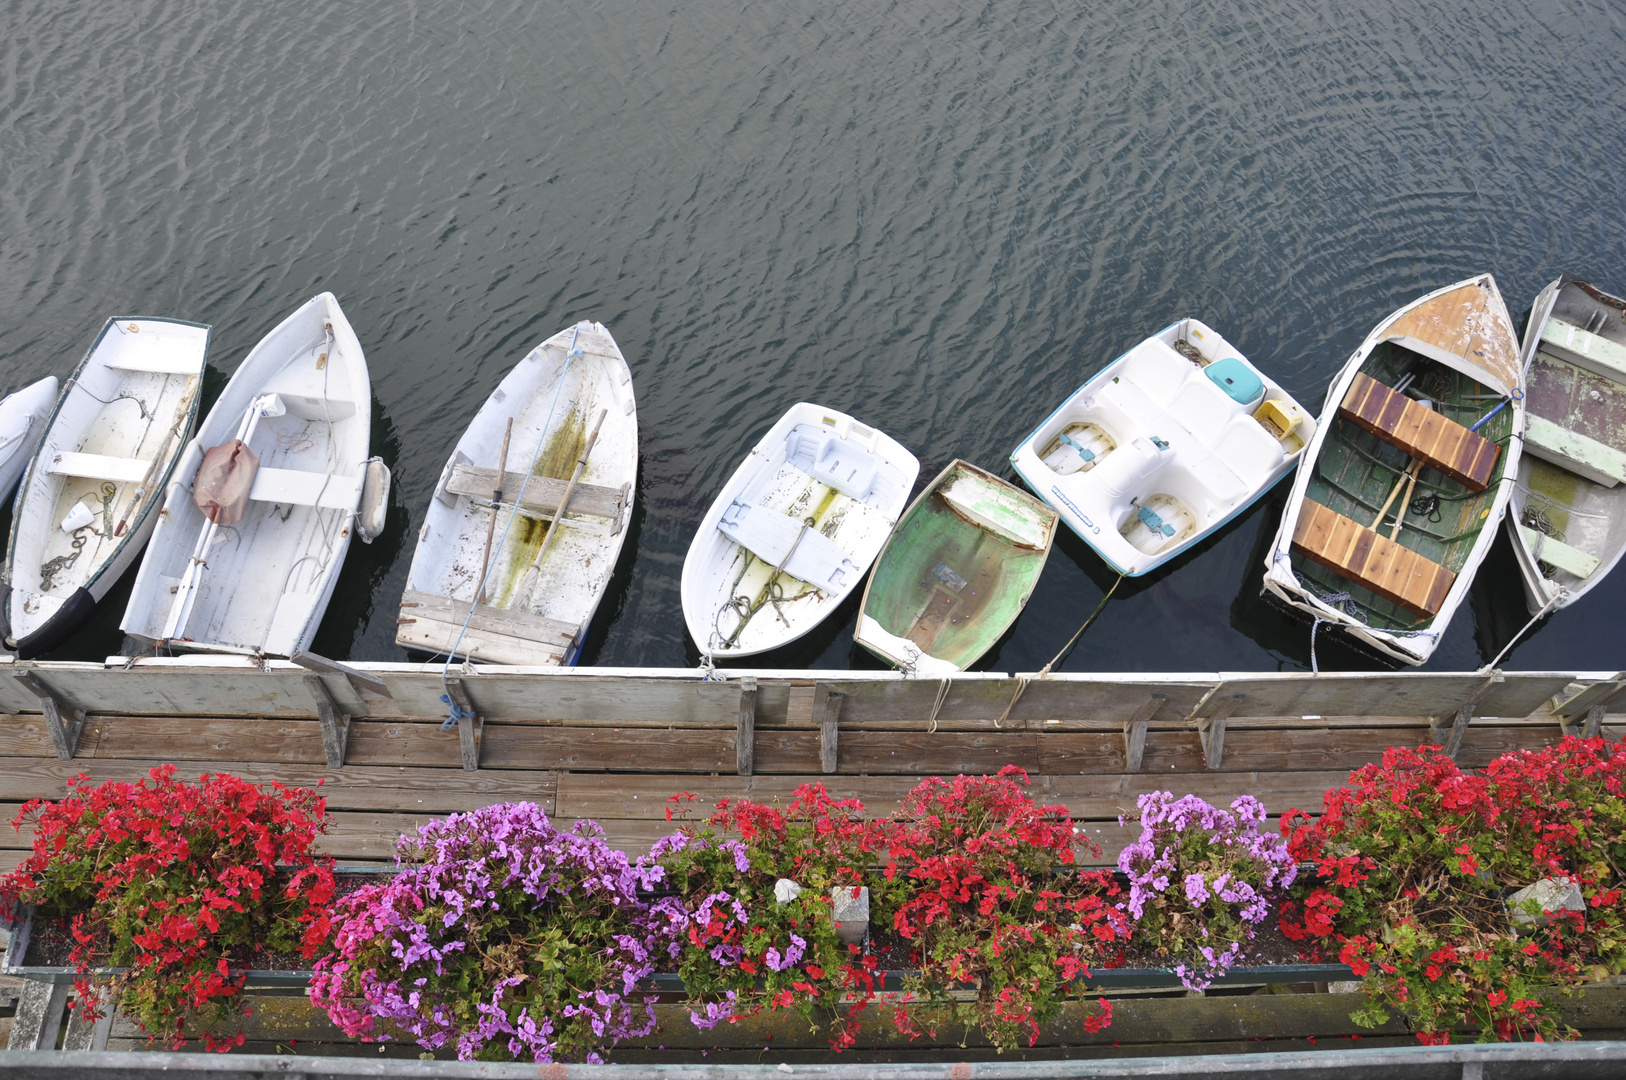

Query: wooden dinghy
[[122, 294, 382, 658], [397, 321, 636, 666], [3, 318, 208, 658], [1506, 275, 1626, 615], [1011, 318, 1316, 576], [855, 460, 1057, 676], [0, 376, 60, 500], [1261, 275, 1523, 667], [682, 403, 919, 658]]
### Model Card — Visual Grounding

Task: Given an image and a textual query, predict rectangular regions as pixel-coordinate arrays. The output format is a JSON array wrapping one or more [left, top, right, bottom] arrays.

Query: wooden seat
[[1542, 318, 1626, 382], [1292, 499, 1456, 617], [397, 587, 577, 666], [1524, 414, 1626, 488], [46, 451, 153, 483], [446, 463, 626, 523], [1339, 373, 1500, 491], [1517, 525, 1601, 580]]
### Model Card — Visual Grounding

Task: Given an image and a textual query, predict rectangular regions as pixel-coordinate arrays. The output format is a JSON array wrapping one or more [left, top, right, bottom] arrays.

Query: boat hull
[[398, 321, 637, 667], [1012, 319, 1315, 577], [122, 294, 369, 658], [4, 318, 208, 659], [855, 459, 1057, 675], [682, 403, 918, 658], [1506, 275, 1626, 616], [1261, 275, 1523, 667]]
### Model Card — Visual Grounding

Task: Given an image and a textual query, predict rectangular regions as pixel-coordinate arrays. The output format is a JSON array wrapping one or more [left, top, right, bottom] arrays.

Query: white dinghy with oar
[[396, 320, 637, 666], [682, 403, 919, 659], [3, 318, 208, 658], [122, 293, 387, 658]]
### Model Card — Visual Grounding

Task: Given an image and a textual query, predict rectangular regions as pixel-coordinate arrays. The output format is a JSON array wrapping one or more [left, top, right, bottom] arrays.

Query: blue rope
[[440, 327, 583, 728]]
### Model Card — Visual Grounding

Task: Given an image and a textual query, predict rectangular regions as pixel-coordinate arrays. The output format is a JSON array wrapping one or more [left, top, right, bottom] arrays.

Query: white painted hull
[[0, 377, 60, 501], [1011, 319, 1316, 576], [1261, 275, 1523, 667], [5, 319, 208, 658], [682, 403, 919, 658], [122, 293, 370, 658], [1506, 276, 1626, 617], [398, 321, 637, 666]]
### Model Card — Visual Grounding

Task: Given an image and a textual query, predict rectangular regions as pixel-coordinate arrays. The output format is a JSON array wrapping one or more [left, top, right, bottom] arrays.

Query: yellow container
[[1254, 398, 1301, 440]]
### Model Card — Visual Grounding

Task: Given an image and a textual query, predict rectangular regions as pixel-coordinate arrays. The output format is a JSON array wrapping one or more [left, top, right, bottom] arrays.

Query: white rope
[[1479, 586, 1566, 674]]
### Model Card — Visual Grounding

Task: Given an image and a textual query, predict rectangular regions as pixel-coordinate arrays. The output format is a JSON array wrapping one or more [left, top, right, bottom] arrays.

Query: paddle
[[509, 407, 607, 613], [113, 377, 201, 538], [476, 417, 513, 605], [1370, 458, 1422, 531]]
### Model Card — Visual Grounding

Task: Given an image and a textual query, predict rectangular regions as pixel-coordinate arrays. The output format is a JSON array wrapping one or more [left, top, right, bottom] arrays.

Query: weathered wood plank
[[401, 673, 743, 725], [445, 463, 625, 520], [1194, 672, 1576, 720], [736, 677, 756, 776], [798, 676, 1213, 729], [86, 715, 328, 764], [479, 726, 738, 773], [0, 758, 557, 814]]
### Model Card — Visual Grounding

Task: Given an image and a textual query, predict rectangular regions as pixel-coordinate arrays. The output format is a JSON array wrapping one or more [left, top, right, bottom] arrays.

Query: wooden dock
[[1, 657, 1621, 872]]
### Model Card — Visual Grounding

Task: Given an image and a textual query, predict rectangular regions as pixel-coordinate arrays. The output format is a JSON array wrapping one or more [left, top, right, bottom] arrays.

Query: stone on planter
[[831, 885, 869, 946], [1508, 877, 1585, 930], [774, 878, 803, 905]]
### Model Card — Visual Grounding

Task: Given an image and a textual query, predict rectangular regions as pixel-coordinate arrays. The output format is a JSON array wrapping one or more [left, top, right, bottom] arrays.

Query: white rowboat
[[4, 318, 208, 658], [682, 403, 919, 658], [1507, 275, 1626, 615], [397, 320, 637, 666], [0, 377, 60, 501], [122, 293, 377, 658]]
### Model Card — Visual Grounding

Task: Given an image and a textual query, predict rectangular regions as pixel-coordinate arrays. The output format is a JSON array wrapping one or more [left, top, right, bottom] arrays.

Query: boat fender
[[357, 457, 391, 544]]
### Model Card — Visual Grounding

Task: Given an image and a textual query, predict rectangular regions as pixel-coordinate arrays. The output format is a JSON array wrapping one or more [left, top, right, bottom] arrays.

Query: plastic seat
[[1118, 340, 1193, 407], [1214, 417, 1286, 488], [1167, 374, 1245, 447]]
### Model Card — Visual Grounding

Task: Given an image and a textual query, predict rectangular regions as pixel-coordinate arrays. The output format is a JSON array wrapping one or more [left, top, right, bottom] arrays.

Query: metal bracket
[[303, 674, 350, 769], [1123, 695, 1167, 773], [737, 676, 757, 776], [445, 676, 482, 771], [820, 690, 844, 775], [12, 671, 85, 760]]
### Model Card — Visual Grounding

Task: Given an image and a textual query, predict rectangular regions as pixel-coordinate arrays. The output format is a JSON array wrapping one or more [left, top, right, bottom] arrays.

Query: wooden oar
[[113, 378, 200, 538], [510, 407, 607, 612], [1389, 461, 1423, 538], [1370, 458, 1422, 531], [476, 417, 513, 604]]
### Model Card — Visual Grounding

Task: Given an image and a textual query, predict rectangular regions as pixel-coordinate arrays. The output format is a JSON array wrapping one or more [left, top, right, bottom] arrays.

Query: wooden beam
[[1200, 695, 1245, 770], [8, 980, 70, 1050], [291, 649, 397, 715], [304, 674, 350, 769], [820, 690, 844, 774], [63, 1000, 115, 1051], [737, 676, 757, 776], [1435, 676, 1502, 760], [1122, 695, 1166, 772], [12, 671, 85, 760], [445, 677, 482, 771]]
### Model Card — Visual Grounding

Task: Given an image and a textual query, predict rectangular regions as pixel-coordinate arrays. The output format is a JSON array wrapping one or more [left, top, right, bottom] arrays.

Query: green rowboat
[[855, 460, 1057, 675]]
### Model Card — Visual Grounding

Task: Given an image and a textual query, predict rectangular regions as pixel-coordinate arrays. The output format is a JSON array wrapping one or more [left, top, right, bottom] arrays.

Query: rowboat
[[1506, 275, 1626, 615], [3, 318, 208, 658], [1261, 275, 1523, 667], [682, 403, 918, 658], [1011, 319, 1316, 576], [0, 377, 60, 500], [121, 294, 380, 658], [855, 460, 1057, 676], [397, 321, 636, 666]]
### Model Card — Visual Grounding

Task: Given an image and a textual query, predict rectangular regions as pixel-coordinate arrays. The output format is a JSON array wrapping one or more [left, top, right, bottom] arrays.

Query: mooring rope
[[1479, 585, 1566, 674], [994, 572, 1127, 727]]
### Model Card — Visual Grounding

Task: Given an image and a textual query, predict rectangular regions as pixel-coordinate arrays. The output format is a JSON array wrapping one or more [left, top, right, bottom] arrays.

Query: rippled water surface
[[2, 0, 1623, 671]]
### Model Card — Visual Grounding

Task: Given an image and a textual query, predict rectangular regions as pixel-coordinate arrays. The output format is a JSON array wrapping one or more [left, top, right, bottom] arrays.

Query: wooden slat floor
[[3, 707, 1618, 873]]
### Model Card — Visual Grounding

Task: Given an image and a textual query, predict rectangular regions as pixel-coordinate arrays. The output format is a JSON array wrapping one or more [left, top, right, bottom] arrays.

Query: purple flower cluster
[[309, 802, 684, 1063], [1118, 792, 1297, 991]]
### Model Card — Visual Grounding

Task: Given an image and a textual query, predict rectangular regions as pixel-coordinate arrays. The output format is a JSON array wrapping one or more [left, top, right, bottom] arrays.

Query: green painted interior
[[863, 464, 1048, 669], [1293, 340, 1514, 632]]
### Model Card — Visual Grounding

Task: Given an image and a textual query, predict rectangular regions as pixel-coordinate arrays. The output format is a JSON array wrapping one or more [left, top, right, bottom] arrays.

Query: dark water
[[2, 0, 1623, 673]]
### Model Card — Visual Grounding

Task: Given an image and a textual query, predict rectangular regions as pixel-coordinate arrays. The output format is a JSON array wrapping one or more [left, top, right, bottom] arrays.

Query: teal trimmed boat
[[855, 460, 1057, 675]]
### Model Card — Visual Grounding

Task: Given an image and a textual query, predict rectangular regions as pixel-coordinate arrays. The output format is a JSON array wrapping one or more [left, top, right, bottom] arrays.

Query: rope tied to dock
[[1479, 585, 1567, 674], [995, 571, 1127, 727]]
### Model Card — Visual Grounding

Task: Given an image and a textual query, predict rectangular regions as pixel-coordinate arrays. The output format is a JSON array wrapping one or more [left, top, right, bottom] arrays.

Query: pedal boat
[[1011, 318, 1315, 576]]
